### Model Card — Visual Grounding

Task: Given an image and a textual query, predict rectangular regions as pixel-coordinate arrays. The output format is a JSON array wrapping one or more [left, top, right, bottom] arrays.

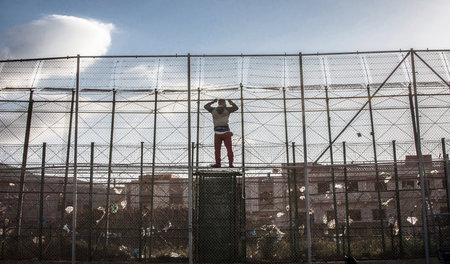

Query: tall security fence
[[0, 50, 449, 263]]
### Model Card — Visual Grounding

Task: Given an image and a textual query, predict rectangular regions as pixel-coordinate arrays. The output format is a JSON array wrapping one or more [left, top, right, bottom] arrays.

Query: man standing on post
[[204, 99, 239, 168]]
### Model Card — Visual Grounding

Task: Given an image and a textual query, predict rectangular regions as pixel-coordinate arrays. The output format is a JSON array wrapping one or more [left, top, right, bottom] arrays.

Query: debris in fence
[[161, 221, 172, 232], [299, 195, 305, 200], [388, 216, 395, 226], [407, 216, 418, 225], [276, 212, 284, 218], [96, 206, 106, 224], [299, 186, 306, 192], [327, 219, 336, 229], [335, 183, 343, 189], [381, 172, 391, 183], [134, 249, 140, 259], [250, 230, 257, 236], [431, 170, 438, 174], [114, 188, 123, 194], [382, 198, 393, 207], [260, 224, 285, 241], [263, 173, 271, 181], [120, 200, 127, 209], [9, 183, 15, 186], [111, 203, 119, 214], [65, 206, 73, 214], [119, 245, 128, 252], [63, 224, 70, 233], [32, 237, 39, 244], [322, 215, 328, 224], [170, 252, 181, 258], [285, 205, 290, 211]]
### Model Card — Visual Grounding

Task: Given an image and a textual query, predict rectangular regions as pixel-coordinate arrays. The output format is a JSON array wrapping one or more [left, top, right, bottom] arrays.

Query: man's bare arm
[[227, 99, 239, 112], [204, 99, 217, 112]]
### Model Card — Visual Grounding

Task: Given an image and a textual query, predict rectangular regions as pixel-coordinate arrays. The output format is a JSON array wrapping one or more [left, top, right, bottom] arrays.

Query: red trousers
[[214, 132, 233, 166]]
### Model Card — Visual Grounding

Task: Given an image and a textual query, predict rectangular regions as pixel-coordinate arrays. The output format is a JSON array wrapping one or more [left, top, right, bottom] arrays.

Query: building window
[[169, 182, 184, 206], [372, 209, 386, 221], [376, 181, 388, 191], [348, 210, 362, 221], [259, 179, 274, 210], [259, 191, 274, 209], [318, 182, 330, 194], [402, 180, 415, 189], [347, 181, 358, 192]]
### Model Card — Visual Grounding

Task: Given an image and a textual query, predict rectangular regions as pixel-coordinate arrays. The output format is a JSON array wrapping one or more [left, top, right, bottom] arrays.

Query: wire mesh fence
[[0, 50, 449, 262]]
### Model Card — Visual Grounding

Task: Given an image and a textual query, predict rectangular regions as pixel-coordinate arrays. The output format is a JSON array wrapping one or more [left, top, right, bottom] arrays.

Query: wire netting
[[0, 50, 449, 262]]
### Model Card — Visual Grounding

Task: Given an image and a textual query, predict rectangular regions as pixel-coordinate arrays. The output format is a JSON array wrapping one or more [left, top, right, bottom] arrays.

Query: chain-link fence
[[0, 50, 449, 262]]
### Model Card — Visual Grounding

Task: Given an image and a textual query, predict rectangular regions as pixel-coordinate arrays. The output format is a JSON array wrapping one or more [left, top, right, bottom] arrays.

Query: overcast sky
[[0, 0, 449, 58]]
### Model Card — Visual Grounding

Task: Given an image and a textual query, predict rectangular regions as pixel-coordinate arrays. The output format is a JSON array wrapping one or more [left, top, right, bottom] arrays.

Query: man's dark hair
[[218, 99, 226, 104]]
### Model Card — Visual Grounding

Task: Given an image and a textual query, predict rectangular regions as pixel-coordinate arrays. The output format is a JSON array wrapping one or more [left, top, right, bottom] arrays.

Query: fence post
[[291, 142, 301, 262], [239, 80, 247, 262], [442, 138, 450, 211], [61, 89, 75, 257], [299, 52, 312, 264], [392, 140, 404, 258], [148, 89, 158, 259], [16, 89, 34, 238], [88, 142, 94, 261], [408, 50, 433, 263], [343, 141, 351, 255], [104, 89, 117, 253], [72, 54, 81, 264], [325, 85, 340, 255], [187, 53, 194, 264], [196, 87, 201, 170], [38, 142, 46, 260], [366, 84, 386, 254], [138, 142, 144, 261], [282, 84, 295, 257]]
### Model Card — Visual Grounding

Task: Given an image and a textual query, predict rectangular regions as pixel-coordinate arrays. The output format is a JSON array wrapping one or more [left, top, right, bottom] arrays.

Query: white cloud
[[1, 14, 114, 59]]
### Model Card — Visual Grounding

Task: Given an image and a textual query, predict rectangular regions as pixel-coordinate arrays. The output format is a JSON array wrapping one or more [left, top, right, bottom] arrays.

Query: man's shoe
[[211, 164, 221, 168], [229, 164, 234, 168]]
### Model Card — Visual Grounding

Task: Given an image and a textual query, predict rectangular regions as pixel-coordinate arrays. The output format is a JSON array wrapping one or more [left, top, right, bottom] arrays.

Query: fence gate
[[195, 171, 243, 263]]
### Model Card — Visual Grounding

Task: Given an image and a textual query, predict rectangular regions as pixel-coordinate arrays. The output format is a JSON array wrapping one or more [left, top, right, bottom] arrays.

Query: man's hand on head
[[228, 99, 233, 104], [213, 99, 218, 103]]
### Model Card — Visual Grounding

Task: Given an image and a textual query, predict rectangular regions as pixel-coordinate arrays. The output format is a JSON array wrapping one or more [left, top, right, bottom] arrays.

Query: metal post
[[187, 54, 194, 264], [299, 53, 312, 264], [88, 142, 94, 262], [282, 85, 295, 257], [38, 142, 46, 260], [239, 81, 247, 262], [325, 85, 340, 255], [148, 89, 158, 259], [410, 50, 440, 260], [392, 140, 404, 258], [72, 54, 80, 264], [343, 142, 351, 255], [366, 84, 386, 253], [61, 89, 75, 256], [407, 80, 430, 263], [16, 89, 34, 237], [291, 142, 301, 262], [104, 89, 116, 251], [442, 138, 450, 211], [138, 142, 144, 261], [196, 87, 201, 170]]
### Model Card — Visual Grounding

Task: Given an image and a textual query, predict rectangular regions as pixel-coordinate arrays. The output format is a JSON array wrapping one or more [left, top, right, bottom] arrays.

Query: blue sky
[[0, 0, 449, 58]]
